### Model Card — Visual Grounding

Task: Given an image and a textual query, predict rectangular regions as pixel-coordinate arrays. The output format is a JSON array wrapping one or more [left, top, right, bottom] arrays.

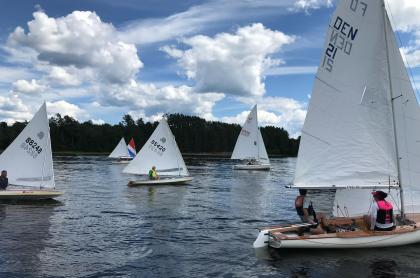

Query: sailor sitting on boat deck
[[295, 189, 326, 234], [365, 190, 395, 231], [148, 166, 160, 180], [0, 170, 8, 190]]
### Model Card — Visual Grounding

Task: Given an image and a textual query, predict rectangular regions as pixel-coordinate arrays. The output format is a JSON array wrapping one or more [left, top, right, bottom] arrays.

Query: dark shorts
[[374, 225, 395, 231]]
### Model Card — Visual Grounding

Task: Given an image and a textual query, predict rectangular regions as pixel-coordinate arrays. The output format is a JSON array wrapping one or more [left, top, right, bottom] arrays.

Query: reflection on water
[[0, 156, 419, 277], [369, 259, 399, 278], [0, 202, 58, 277]]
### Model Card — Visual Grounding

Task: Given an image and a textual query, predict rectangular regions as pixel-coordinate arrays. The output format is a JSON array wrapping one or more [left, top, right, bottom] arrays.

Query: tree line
[[0, 113, 300, 156]]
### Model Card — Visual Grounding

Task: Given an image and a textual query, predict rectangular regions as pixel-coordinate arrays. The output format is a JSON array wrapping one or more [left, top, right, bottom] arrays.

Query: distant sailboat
[[0, 103, 63, 200], [123, 118, 192, 185], [254, 0, 420, 249], [127, 138, 136, 159], [231, 105, 270, 170], [109, 137, 135, 163]]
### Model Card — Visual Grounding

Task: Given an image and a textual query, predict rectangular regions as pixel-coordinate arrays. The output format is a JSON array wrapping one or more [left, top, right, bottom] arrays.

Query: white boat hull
[[254, 215, 420, 249], [0, 189, 64, 200], [111, 160, 131, 164], [233, 164, 270, 170], [255, 229, 420, 249], [128, 176, 193, 186]]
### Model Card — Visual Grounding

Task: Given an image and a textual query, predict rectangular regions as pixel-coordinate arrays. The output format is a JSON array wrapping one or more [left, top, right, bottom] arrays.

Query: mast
[[255, 105, 260, 161], [382, 0, 405, 218]]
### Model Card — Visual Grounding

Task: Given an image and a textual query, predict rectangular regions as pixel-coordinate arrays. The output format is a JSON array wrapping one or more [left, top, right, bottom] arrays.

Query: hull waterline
[[0, 189, 64, 200], [233, 164, 270, 171], [128, 176, 193, 186]]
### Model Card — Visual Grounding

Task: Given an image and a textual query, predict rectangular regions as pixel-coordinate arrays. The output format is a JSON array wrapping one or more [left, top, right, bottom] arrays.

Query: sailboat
[[0, 103, 63, 200], [123, 118, 193, 185], [231, 105, 270, 170], [254, 0, 420, 249], [109, 137, 136, 163]]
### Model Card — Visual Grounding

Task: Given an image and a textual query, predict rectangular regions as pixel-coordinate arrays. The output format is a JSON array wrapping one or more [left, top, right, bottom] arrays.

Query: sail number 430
[[20, 136, 43, 159]]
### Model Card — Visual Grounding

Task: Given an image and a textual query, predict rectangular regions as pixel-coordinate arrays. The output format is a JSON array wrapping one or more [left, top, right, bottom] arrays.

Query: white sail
[[109, 138, 130, 158], [123, 118, 189, 176], [0, 103, 55, 188], [231, 105, 270, 163], [384, 11, 420, 212], [294, 0, 399, 188], [257, 128, 269, 162], [333, 188, 401, 217]]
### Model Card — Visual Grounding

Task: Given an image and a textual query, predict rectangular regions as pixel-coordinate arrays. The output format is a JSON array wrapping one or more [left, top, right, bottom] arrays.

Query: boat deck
[[261, 214, 420, 241]]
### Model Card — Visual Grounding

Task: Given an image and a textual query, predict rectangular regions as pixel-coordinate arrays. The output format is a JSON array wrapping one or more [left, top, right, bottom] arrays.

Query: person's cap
[[372, 190, 387, 199]]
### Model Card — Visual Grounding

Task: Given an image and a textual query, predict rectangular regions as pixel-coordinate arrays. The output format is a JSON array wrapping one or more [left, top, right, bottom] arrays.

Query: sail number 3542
[[20, 137, 43, 159]]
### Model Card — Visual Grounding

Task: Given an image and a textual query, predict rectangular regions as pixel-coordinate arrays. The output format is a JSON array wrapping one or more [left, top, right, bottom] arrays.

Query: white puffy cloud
[[0, 95, 32, 123], [163, 23, 294, 97], [90, 119, 105, 125], [0, 66, 36, 84], [102, 81, 225, 121], [386, 0, 420, 33], [7, 11, 142, 84], [221, 97, 307, 138], [291, 0, 334, 12], [12, 79, 46, 95], [386, 0, 420, 68], [47, 100, 89, 120], [47, 66, 82, 86]]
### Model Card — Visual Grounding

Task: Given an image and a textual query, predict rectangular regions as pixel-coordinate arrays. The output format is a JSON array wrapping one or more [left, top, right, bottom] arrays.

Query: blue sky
[[0, 0, 419, 137]]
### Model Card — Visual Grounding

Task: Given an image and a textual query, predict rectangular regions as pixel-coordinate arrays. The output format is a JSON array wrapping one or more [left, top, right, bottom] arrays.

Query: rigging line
[[382, 0, 405, 218], [385, 0, 420, 102], [389, 190, 402, 214]]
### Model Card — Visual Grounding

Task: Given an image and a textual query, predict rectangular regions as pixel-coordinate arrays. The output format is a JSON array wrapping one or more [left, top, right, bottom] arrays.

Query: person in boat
[[365, 190, 395, 231], [246, 159, 256, 165], [0, 170, 8, 190], [148, 166, 160, 180], [295, 189, 326, 234]]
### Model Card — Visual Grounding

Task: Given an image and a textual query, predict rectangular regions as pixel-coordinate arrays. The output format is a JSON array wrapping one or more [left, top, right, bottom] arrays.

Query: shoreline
[[50, 151, 295, 158]]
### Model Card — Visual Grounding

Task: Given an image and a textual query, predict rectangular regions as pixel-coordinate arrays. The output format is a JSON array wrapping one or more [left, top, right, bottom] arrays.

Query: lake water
[[0, 156, 419, 277]]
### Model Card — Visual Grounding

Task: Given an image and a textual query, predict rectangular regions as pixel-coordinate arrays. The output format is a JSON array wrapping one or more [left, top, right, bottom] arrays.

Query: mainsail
[[0, 103, 55, 188], [109, 138, 130, 158], [294, 0, 399, 189], [231, 105, 270, 163], [123, 118, 189, 176]]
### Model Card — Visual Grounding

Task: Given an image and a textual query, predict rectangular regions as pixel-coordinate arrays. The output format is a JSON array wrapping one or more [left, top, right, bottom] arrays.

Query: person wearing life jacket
[[295, 189, 326, 234], [369, 190, 395, 231], [148, 166, 160, 180]]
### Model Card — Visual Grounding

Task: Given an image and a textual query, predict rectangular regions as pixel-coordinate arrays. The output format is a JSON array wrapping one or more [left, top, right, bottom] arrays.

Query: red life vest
[[376, 200, 393, 225]]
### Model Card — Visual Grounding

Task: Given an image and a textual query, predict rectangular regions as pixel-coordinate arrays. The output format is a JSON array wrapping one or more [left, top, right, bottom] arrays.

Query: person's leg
[[310, 225, 325, 235], [363, 215, 371, 230]]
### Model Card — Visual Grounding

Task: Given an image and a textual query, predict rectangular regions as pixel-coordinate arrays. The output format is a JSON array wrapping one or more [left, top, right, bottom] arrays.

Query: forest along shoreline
[[0, 113, 300, 156]]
